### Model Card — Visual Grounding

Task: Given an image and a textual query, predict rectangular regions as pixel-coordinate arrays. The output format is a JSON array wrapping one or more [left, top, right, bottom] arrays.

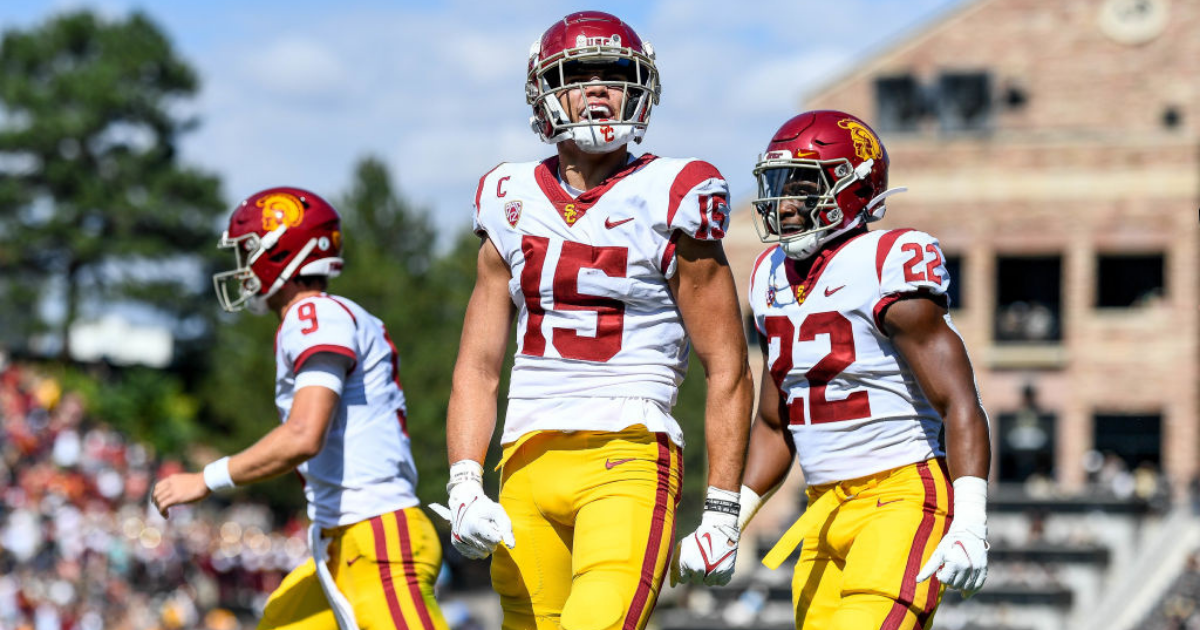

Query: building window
[[1096, 253, 1165, 307], [874, 75, 925, 132], [936, 72, 992, 132], [997, 384, 1056, 483], [995, 256, 1061, 342], [944, 255, 963, 309], [1093, 413, 1162, 469]]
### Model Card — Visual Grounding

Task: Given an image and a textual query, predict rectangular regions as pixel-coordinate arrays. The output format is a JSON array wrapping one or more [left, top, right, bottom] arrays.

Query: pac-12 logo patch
[[505, 200, 522, 227]]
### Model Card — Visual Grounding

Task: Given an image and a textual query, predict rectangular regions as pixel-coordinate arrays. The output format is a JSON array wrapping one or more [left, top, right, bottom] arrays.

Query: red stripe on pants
[[915, 461, 952, 629], [622, 434, 672, 630], [371, 515, 407, 629], [393, 510, 435, 629], [881, 461, 938, 630]]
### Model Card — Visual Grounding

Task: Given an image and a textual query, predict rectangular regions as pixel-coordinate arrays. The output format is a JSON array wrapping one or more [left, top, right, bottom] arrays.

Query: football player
[[431, 11, 754, 630], [153, 187, 448, 630], [738, 110, 992, 629]]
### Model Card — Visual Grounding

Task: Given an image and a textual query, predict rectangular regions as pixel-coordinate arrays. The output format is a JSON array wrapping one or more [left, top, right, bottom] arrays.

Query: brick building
[[725, 0, 1198, 495]]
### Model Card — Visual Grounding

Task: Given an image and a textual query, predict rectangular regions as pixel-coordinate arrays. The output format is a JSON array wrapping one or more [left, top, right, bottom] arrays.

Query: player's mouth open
[[585, 104, 613, 120]]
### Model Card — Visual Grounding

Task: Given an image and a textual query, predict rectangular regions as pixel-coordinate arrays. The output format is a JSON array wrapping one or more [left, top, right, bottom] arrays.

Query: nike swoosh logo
[[825, 285, 845, 297], [698, 533, 735, 573], [346, 554, 363, 567], [605, 458, 635, 470], [876, 498, 902, 507], [605, 216, 635, 229]]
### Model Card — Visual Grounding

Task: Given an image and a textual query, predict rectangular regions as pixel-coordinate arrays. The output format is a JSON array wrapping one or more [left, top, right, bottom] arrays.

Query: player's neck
[[557, 142, 630, 192], [271, 284, 324, 320]]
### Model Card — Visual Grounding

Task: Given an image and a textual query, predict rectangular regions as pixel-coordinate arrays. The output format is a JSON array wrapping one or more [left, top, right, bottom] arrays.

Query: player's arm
[[884, 296, 991, 595], [884, 297, 990, 479], [670, 234, 754, 492], [738, 361, 795, 530], [670, 234, 754, 587], [153, 354, 348, 517], [446, 236, 516, 465], [431, 236, 517, 559]]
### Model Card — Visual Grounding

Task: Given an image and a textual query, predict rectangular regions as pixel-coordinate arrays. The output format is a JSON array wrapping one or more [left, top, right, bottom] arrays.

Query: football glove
[[429, 460, 515, 560], [917, 476, 989, 596], [673, 486, 740, 587]]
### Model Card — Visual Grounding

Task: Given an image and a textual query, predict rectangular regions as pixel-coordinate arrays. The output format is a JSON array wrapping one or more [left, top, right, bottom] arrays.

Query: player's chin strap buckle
[[864, 186, 908, 223]]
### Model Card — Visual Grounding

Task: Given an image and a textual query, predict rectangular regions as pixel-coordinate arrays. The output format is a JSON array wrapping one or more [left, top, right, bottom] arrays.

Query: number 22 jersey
[[473, 154, 731, 447], [749, 228, 958, 486]]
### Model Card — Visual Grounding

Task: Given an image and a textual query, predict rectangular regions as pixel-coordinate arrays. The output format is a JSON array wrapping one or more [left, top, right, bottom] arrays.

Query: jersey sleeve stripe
[[872, 289, 951, 336], [473, 163, 504, 216], [749, 245, 778, 298], [875, 228, 915, 284], [659, 230, 681, 275], [393, 509, 437, 629], [666, 161, 723, 229], [295, 345, 357, 373]]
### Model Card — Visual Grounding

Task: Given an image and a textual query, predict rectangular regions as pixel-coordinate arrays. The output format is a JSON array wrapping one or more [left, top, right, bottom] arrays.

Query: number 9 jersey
[[749, 228, 956, 486], [473, 154, 731, 447]]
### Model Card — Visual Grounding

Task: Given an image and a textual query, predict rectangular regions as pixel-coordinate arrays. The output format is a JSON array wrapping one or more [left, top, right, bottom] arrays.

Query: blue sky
[[2, 0, 970, 242]]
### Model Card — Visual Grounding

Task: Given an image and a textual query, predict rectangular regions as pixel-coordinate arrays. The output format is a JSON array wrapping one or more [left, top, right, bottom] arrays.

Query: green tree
[[0, 10, 223, 356]]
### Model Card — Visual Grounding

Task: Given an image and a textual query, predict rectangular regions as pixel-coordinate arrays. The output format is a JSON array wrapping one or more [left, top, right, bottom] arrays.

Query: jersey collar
[[534, 153, 658, 227]]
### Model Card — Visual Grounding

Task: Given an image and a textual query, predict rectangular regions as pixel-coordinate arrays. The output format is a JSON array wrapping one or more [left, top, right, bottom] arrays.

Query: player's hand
[[916, 521, 988, 596], [674, 510, 739, 586], [152, 472, 210, 518], [430, 460, 514, 560]]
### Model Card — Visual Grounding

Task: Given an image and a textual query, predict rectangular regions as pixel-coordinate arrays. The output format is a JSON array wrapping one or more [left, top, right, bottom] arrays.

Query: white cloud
[[5, 0, 970, 241]]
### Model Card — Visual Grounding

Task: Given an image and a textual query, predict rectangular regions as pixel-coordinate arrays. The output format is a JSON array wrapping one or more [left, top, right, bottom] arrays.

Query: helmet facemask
[[212, 230, 269, 313], [752, 156, 851, 259], [527, 41, 660, 153]]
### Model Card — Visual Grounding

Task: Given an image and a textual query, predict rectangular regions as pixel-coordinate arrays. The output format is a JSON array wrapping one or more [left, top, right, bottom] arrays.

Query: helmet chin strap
[[245, 237, 320, 309]]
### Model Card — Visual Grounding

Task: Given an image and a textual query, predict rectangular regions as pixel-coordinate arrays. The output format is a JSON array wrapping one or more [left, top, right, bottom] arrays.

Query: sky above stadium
[[2, 0, 970, 242]]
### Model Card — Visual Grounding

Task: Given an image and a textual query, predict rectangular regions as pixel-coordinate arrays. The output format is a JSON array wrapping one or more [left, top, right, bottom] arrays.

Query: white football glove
[[917, 476, 989, 596], [673, 487, 740, 587], [429, 460, 515, 560]]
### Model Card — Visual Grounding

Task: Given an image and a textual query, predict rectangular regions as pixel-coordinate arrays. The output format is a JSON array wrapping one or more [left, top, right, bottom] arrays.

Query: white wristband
[[738, 485, 764, 531], [203, 456, 235, 492], [447, 459, 484, 492], [951, 476, 988, 528]]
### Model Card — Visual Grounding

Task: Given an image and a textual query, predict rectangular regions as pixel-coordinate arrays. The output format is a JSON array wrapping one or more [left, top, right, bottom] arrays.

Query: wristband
[[203, 456, 235, 492], [447, 459, 484, 493], [951, 476, 988, 529], [703, 485, 741, 517]]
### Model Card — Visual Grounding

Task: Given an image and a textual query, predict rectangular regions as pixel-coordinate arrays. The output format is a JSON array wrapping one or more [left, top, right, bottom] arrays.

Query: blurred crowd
[[0, 358, 310, 630], [1145, 552, 1200, 630]]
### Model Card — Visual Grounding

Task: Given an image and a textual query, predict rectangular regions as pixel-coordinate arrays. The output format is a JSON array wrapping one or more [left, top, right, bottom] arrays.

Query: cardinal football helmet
[[212, 187, 343, 313], [527, 11, 660, 154], [752, 110, 906, 259]]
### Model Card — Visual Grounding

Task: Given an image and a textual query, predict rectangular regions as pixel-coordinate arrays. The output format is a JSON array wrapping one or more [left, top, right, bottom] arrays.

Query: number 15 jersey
[[749, 228, 956, 486], [473, 154, 731, 447]]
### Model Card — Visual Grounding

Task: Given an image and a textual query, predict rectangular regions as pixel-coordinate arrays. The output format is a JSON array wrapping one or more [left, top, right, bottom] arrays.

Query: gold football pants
[[492, 426, 683, 630], [258, 506, 449, 630], [788, 459, 953, 630]]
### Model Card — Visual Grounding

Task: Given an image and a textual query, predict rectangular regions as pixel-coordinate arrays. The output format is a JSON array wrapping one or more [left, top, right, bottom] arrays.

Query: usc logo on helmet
[[837, 118, 882, 161], [258, 193, 306, 231]]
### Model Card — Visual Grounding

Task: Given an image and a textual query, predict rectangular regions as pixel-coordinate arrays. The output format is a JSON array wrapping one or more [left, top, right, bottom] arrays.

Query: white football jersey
[[473, 154, 732, 446], [274, 293, 418, 528], [749, 229, 955, 486]]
